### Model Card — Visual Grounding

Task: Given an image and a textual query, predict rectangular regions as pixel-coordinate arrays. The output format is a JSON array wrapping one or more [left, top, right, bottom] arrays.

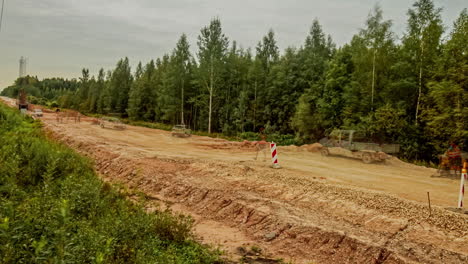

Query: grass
[[0, 102, 222, 263]]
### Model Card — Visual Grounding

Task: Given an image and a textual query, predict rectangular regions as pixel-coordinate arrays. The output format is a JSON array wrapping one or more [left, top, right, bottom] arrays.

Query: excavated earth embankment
[[41, 120, 468, 264]]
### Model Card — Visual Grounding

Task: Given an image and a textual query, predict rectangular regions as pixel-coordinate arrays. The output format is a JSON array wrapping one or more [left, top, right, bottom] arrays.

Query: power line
[[0, 0, 5, 33]]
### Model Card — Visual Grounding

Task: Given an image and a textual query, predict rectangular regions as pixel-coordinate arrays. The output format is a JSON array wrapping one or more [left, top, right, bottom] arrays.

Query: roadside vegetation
[[0, 103, 221, 263], [122, 119, 297, 145], [2, 0, 467, 162], [67, 114, 297, 145]]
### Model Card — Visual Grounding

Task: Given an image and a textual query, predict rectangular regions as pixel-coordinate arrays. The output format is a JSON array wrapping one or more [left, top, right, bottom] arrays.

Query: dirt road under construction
[[2, 97, 467, 263]]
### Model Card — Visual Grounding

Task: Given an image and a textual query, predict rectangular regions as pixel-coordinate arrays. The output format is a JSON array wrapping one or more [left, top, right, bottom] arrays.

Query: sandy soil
[[2, 97, 467, 263]]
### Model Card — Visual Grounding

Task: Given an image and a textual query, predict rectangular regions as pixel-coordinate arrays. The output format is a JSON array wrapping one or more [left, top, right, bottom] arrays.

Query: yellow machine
[[436, 147, 467, 177]]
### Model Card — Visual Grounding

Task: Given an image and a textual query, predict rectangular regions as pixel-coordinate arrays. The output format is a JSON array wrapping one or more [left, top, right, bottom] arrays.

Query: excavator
[[435, 142, 467, 177]]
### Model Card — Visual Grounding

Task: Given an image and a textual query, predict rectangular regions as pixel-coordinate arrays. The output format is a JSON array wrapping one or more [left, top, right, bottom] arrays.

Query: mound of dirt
[[43, 121, 468, 264], [278, 143, 323, 153], [385, 156, 437, 172], [25, 102, 467, 264], [277, 145, 299, 152], [299, 143, 322, 152], [42, 108, 56, 113]]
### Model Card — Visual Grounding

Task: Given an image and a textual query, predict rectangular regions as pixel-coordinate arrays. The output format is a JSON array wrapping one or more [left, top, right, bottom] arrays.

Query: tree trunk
[[194, 106, 197, 131], [208, 89, 212, 133], [253, 79, 257, 130], [225, 84, 230, 124], [371, 49, 376, 111], [415, 39, 424, 125], [208, 57, 213, 134], [181, 78, 184, 125]]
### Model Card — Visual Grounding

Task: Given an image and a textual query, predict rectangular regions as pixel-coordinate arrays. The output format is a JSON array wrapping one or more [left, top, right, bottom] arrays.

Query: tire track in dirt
[[44, 122, 468, 264]]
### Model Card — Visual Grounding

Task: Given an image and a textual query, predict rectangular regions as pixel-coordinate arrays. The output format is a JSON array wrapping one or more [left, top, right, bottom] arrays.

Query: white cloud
[[0, 0, 465, 89]]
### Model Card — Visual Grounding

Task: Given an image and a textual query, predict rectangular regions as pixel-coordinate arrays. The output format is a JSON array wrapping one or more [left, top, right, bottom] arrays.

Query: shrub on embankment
[[0, 103, 221, 263]]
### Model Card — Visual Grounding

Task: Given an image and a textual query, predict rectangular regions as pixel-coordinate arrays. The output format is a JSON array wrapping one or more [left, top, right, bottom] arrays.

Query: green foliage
[[108, 58, 133, 114], [292, 89, 324, 141], [402, 0, 444, 123], [0, 104, 221, 263], [356, 104, 408, 142], [356, 4, 395, 111], [128, 61, 157, 121], [170, 34, 193, 125], [422, 8, 468, 154]]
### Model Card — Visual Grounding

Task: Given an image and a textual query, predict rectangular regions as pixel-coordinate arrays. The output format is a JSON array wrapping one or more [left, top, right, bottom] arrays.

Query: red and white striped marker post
[[270, 142, 281, 169], [457, 162, 467, 209]]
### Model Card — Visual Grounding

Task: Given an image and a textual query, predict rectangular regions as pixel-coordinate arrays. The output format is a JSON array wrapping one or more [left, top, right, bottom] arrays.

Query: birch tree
[[197, 18, 228, 133], [359, 5, 393, 110], [403, 0, 443, 124]]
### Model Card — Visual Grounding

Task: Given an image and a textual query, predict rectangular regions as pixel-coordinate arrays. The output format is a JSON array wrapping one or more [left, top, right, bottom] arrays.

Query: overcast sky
[[0, 0, 465, 89]]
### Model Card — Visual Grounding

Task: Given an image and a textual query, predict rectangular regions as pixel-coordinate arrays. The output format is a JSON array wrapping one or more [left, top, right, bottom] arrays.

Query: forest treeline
[[2, 0, 467, 162]]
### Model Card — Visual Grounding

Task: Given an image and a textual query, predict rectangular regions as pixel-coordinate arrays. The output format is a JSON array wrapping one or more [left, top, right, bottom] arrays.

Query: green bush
[[239, 132, 259, 141], [266, 133, 298, 146], [28, 96, 49, 106], [48, 101, 59, 108], [0, 103, 221, 263]]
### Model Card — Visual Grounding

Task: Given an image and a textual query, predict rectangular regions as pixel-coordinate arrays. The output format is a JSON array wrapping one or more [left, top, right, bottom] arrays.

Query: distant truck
[[171, 124, 191, 137], [99, 117, 126, 130], [33, 109, 43, 117], [319, 130, 400, 163]]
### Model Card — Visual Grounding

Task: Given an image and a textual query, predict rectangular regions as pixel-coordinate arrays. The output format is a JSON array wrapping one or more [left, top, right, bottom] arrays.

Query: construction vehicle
[[434, 143, 467, 177], [33, 108, 43, 117], [99, 117, 126, 130], [171, 124, 191, 137], [17, 89, 28, 113], [319, 130, 400, 163]]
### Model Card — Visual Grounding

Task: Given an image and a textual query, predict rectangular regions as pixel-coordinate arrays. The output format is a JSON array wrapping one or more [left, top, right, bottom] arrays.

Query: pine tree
[[99, 70, 113, 113], [292, 19, 335, 141], [424, 9, 468, 153], [127, 62, 144, 120], [156, 55, 177, 123], [77, 68, 90, 111], [269, 47, 301, 133], [171, 34, 192, 125], [300, 19, 334, 86], [255, 29, 279, 129], [135, 62, 143, 79], [93, 68, 105, 113], [322, 45, 353, 129], [109, 58, 133, 114]]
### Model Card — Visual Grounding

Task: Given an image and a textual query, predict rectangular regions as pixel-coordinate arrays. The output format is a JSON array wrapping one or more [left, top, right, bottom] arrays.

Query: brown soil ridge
[[44, 123, 468, 264]]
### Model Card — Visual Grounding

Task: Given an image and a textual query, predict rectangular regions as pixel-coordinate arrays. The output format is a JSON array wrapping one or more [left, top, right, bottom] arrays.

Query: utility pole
[[0, 0, 5, 33]]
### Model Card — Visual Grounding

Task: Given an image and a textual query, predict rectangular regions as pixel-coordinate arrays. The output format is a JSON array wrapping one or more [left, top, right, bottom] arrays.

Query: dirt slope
[[3, 98, 466, 263]]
